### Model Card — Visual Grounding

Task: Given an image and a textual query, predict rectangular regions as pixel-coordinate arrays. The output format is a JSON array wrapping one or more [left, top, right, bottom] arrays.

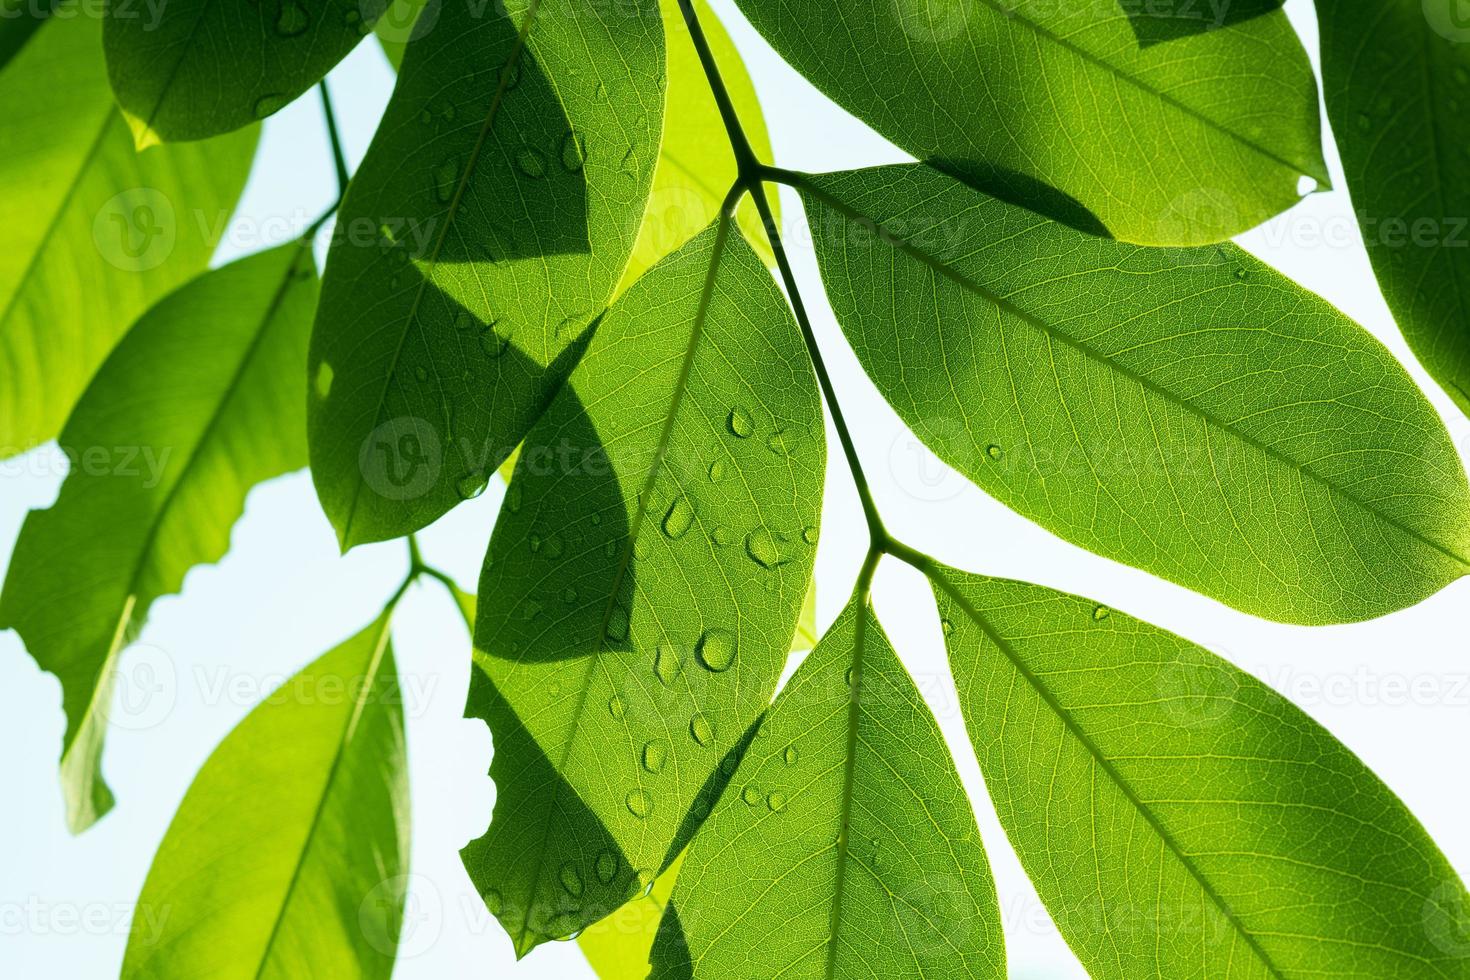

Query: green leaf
[[0, 243, 319, 832], [0, 13, 258, 458], [308, 0, 664, 548], [651, 603, 1005, 979], [0, 0, 51, 71], [930, 562, 1470, 979], [616, 0, 777, 293], [799, 164, 1470, 624], [121, 614, 409, 979], [460, 222, 823, 956], [576, 582, 813, 978], [1316, 0, 1470, 419], [735, 0, 1325, 244], [578, 853, 686, 979], [104, 0, 374, 145]]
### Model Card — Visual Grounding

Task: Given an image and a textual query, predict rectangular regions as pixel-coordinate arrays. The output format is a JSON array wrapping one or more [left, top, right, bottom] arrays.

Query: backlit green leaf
[[800, 164, 1470, 624], [308, 0, 664, 548], [652, 603, 1004, 979], [0, 243, 318, 832], [104, 0, 376, 145], [932, 562, 1470, 979], [578, 854, 686, 979], [1316, 0, 1470, 419], [461, 222, 823, 956], [0, 13, 258, 458], [616, 0, 777, 293], [122, 614, 408, 979], [735, 0, 1325, 244]]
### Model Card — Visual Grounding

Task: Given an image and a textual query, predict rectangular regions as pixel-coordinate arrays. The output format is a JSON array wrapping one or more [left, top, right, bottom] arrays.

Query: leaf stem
[[318, 80, 351, 197]]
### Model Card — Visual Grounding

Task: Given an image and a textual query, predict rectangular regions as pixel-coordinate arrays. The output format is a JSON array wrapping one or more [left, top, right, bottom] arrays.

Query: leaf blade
[[800, 163, 1470, 623], [735, 0, 1325, 244], [932, 562, 1470, 979], [308, 0, 665, 548], [0, 243, 319, 831], [1316, 0, 1470, 419], [121, 615, 409, 979], [461, 222, 824, 955], [653, 603, 1005, 979], [0, 13, 258, 457]]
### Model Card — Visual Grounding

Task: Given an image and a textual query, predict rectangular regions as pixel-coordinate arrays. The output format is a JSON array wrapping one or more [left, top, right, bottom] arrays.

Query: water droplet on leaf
[[625, 789, 652, 818], [662, 495, 696, 539], [515, 145, 548, 178], [727, 406, 754, 438], [689, 712, 713, 746], [642, 740, 668, 773], [696, 629, 736, 672]]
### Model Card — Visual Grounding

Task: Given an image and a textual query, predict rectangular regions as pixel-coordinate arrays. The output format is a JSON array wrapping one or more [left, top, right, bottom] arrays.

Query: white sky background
[[3, 0, 1469, 976]]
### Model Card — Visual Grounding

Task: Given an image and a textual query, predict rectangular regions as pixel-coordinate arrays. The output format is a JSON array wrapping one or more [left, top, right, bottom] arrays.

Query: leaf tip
[[121, 109, 163, 152]]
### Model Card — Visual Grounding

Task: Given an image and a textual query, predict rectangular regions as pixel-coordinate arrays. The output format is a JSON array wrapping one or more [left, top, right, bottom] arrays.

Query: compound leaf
[[0, 13, 258, 458], [104, 0, 377, 145], [309, 0, 664, 548], [121, 614, 408, 979], [735, 0, 1325, 244], [931, 562, 1470, 979], [801, 164, 1470, 624], [1316, 0, 1470, 419], [653, 603, 1005, 979], [0, 243, 319, 832], [461, 222, 823, 956]]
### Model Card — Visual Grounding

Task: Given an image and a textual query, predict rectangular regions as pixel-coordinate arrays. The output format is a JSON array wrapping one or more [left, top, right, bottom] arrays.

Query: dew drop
[[985, 444, 1003, 460], [497, 60, 522, 90], [696, 629, 736, 672], [642, 740, 668, 773], [689, 712, 714, 746], [559, 862, 584, 897], [414, 365, 429, 382], [1233, 266, 1248, 281], [274, 1, 308, 37], [595, 850, 618, 884], [606, 603, 630, 642], [507, 485, 523, 513], [593, 80, 608, 100], [662, 495, 696, 539], [625, 789, 652, 819], [253, 93, 289, 118], [654, 643, 684, 687], [560, 129, 588, 172], [744, 529, 785, 569], [457, 471, 488, 500], [783, 745, 799, 766], [608, 695, 625, 718], [765, 429, 798, 455], [741, 785, 762, 806], [711, 525, 732, 547], [726, 406, 754, 438], [940, 617, 955, 636], [529, 533, 543, 553], [543, 534, 565, 560], [801, 525, 818, 545], [515, 145, 548, 178], [475, 322, 509, 358], [707, 459, 726, 482], [433, 157, 459, 204], [1092, 605, 1111, 621], [767, 791, 787, 812]]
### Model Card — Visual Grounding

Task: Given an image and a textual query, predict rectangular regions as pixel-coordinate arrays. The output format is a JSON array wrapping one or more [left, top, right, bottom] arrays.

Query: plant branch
[[318, 79, 350, 197]]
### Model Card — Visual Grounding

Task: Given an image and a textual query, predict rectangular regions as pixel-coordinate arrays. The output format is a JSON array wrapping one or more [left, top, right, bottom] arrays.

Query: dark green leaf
[[800, 163, 1470, 624], [461, 222, 823, 956], [735, 0, 1326, 244], [0, 243, 318, 832], [932, 562, 1470, 979], [653, 603, 1005, 979], [0, 13, 258, 458], [122, 614, 408, 978], [308, 0, 665, 548], [105, 0, 376, 144], [1316, 0, 1470, 419]]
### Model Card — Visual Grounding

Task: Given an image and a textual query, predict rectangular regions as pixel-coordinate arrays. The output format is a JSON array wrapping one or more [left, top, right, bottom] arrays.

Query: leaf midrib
[[932, 568, 1288, 980], [340, 0, 546, 545], [799, 174, 1470, 570], [504, 219, 732, 952], [251, 616, 394, 980]]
